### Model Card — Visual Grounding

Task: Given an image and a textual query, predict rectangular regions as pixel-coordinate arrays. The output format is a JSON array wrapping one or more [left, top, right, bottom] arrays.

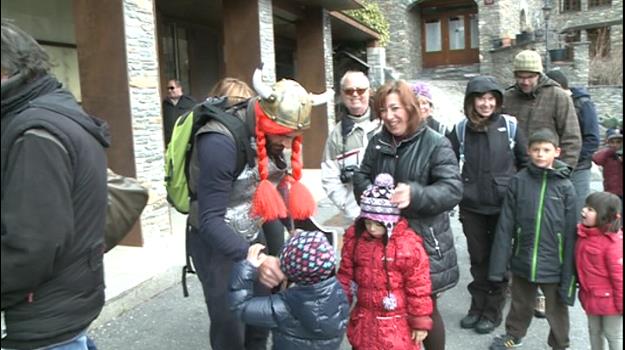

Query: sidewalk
[[91, 169, 341, 329]]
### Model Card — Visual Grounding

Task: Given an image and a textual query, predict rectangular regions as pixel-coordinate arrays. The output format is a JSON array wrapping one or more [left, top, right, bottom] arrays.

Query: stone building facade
[[370, 0, 622, 86]]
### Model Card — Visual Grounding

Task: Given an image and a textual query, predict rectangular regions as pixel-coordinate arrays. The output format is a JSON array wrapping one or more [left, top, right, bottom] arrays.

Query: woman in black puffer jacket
[[353, 80, 463, 350]]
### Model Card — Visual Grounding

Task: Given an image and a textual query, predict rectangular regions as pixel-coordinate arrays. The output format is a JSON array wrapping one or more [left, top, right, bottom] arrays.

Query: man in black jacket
[[162, 79, 196, 146], [1, 19, 109, 349]]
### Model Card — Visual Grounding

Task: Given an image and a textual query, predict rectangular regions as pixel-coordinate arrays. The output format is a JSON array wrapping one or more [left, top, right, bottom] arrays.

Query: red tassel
[[251, 179, 287, 221], [288, 180, 316, 220]]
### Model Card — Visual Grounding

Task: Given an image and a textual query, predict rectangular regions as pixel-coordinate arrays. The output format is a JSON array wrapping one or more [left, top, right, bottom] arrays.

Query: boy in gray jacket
[[488, 129, 577, 350]]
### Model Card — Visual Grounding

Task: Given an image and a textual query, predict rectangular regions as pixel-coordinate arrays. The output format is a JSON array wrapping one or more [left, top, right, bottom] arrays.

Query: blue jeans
[[31, 331, 97, 350], [571, 168, 591, 221]]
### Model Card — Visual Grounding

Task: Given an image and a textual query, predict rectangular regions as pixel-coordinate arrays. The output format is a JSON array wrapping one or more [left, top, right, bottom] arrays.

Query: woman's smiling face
[[380, 93, 410, 137]]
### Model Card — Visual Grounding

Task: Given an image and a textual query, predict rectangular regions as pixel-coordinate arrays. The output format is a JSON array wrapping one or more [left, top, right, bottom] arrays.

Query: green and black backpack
[[164, 97, 255, 214]]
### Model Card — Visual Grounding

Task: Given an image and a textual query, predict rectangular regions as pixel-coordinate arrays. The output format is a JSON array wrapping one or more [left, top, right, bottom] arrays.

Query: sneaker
[[460, 313, 481, 329], [475, 318, 500, 334], [490, 334, 523, 349], [534, 295, 546, 318]]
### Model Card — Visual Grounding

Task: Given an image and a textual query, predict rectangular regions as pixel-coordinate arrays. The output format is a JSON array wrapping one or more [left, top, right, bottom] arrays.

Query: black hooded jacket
[[1, 74, 110, 349], [489, 161, 578, 305], [448, 76, 528, 215], [230, 261, 349, 350]]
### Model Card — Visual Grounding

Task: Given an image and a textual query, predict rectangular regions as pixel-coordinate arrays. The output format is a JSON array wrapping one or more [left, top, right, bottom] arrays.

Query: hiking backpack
[[455, 114, 517, 171], [164, 97, 255, 214]]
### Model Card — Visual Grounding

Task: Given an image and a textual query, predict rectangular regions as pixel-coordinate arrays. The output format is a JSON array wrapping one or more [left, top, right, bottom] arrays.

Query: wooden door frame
[[421, 8, 479, 67]]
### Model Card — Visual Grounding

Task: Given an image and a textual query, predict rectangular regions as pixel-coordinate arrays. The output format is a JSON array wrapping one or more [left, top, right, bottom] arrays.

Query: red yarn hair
[[251, 101, 316, 221]]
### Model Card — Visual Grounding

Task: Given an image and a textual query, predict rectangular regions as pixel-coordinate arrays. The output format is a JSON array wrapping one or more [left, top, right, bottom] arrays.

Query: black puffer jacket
[[353, 125, 463, 294], [2, 74, 109, 349], [489, 161, 577, 305], [229, 261, 349, 350]]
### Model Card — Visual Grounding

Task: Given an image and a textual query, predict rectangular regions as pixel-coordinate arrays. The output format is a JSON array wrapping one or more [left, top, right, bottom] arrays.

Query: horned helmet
[[250, 65, 333, 222], [252, 66, 333, 130]]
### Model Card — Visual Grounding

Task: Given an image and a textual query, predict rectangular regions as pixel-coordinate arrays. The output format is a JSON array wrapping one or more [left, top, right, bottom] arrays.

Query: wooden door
[[421, 2, 479, 68]]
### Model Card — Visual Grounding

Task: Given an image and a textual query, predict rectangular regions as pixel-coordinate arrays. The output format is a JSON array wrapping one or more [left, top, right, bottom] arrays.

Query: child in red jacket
[[337, 173, 433, 350], [592, 128, 623, 200], [576, 192, 623, 350]]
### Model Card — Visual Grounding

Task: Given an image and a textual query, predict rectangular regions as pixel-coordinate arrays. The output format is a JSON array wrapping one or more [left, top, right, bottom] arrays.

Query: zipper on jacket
[[514, 226, 522, 256], [531, 171, 548, 282], [557, 232, 563, 264], [429, 227, 442, 258], [567, 276, 576, 298]]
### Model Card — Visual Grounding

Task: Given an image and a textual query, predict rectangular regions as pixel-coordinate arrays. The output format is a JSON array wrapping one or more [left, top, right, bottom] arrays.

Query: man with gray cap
[[502, 50, 581, 320], [502, 50, 581, 170]]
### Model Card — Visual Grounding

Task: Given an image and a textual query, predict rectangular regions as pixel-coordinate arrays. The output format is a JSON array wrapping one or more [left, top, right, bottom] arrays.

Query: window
[[469, 14, 479, 49], [160, 23, 191, 94], [589, 0, 611, 7], [448, 16, 465, 50], [425, 19, 442, 52], [561, 0, 581, 12], [563, 31, 581, 60], [588, 27, 611, 57]]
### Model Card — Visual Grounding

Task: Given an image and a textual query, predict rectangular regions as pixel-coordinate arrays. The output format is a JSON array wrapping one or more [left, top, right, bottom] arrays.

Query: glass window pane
[[448, 16, 465, 50], [470, 14, 479, 49], [43, 45, 81, 102], [425, 20, 442, 52]]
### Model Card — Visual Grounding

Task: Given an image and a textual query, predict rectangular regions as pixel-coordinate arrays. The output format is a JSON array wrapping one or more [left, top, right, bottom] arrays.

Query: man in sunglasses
[[162, 79, 196, 146], [321, 71, 381, 222]]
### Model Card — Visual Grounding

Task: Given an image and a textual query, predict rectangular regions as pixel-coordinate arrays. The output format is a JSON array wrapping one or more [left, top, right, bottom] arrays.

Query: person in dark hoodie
[[447, 76, 528, 334], [488, 129, 577, 350], [229, 230, 349, 350], [1, 19, 109, 350], [545, 69, 600, 219]]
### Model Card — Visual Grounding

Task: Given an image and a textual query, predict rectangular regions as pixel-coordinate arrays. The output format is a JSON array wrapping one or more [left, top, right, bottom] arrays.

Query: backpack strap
[[455, 118, 467, 171], [501, 114, 518, 150]]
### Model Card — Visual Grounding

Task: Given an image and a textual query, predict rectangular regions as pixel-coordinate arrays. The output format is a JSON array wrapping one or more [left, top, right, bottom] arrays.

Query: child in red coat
[[337, 173, 433, 350], [592, 128, 623, 199], [576, 192, 623, 350]]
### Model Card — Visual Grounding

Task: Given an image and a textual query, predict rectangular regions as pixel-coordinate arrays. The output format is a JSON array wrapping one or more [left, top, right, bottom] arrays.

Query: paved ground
[[89, 181, 604, 349]]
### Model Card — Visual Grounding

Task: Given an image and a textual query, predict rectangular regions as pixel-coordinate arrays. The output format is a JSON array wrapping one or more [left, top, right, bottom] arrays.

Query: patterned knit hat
[[360, 173, 401, 233], [606, 128, 623, 141], [513, 50, 543, 73], [410, 81, 433, 104], [280, 230, 336, 285]]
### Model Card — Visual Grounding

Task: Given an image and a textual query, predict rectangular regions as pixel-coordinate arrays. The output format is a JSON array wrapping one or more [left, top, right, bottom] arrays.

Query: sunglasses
[[167, 86, 176, 90], [343, 87, 368, 96]]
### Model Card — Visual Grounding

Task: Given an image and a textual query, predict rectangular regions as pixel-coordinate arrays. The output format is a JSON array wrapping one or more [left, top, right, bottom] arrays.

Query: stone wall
[[123, 0, 170, 239], [322, 10, 336, 130], [377, 0, 419, 79], [258, 0, 276, 83], [367, 46, 387, 88], [587, 85, 623, 121]]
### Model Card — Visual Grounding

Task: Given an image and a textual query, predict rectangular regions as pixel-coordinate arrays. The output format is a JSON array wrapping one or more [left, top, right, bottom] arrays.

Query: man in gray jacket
[[321, 71, 381, 221], [503, 50, 581, 169]]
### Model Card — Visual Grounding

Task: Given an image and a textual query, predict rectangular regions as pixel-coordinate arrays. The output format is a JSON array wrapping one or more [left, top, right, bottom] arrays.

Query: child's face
[[528, 141, 561, 169], [607, 137, 622, 150], [364, 219, 387, 238], [580, 206, 598, 227]]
